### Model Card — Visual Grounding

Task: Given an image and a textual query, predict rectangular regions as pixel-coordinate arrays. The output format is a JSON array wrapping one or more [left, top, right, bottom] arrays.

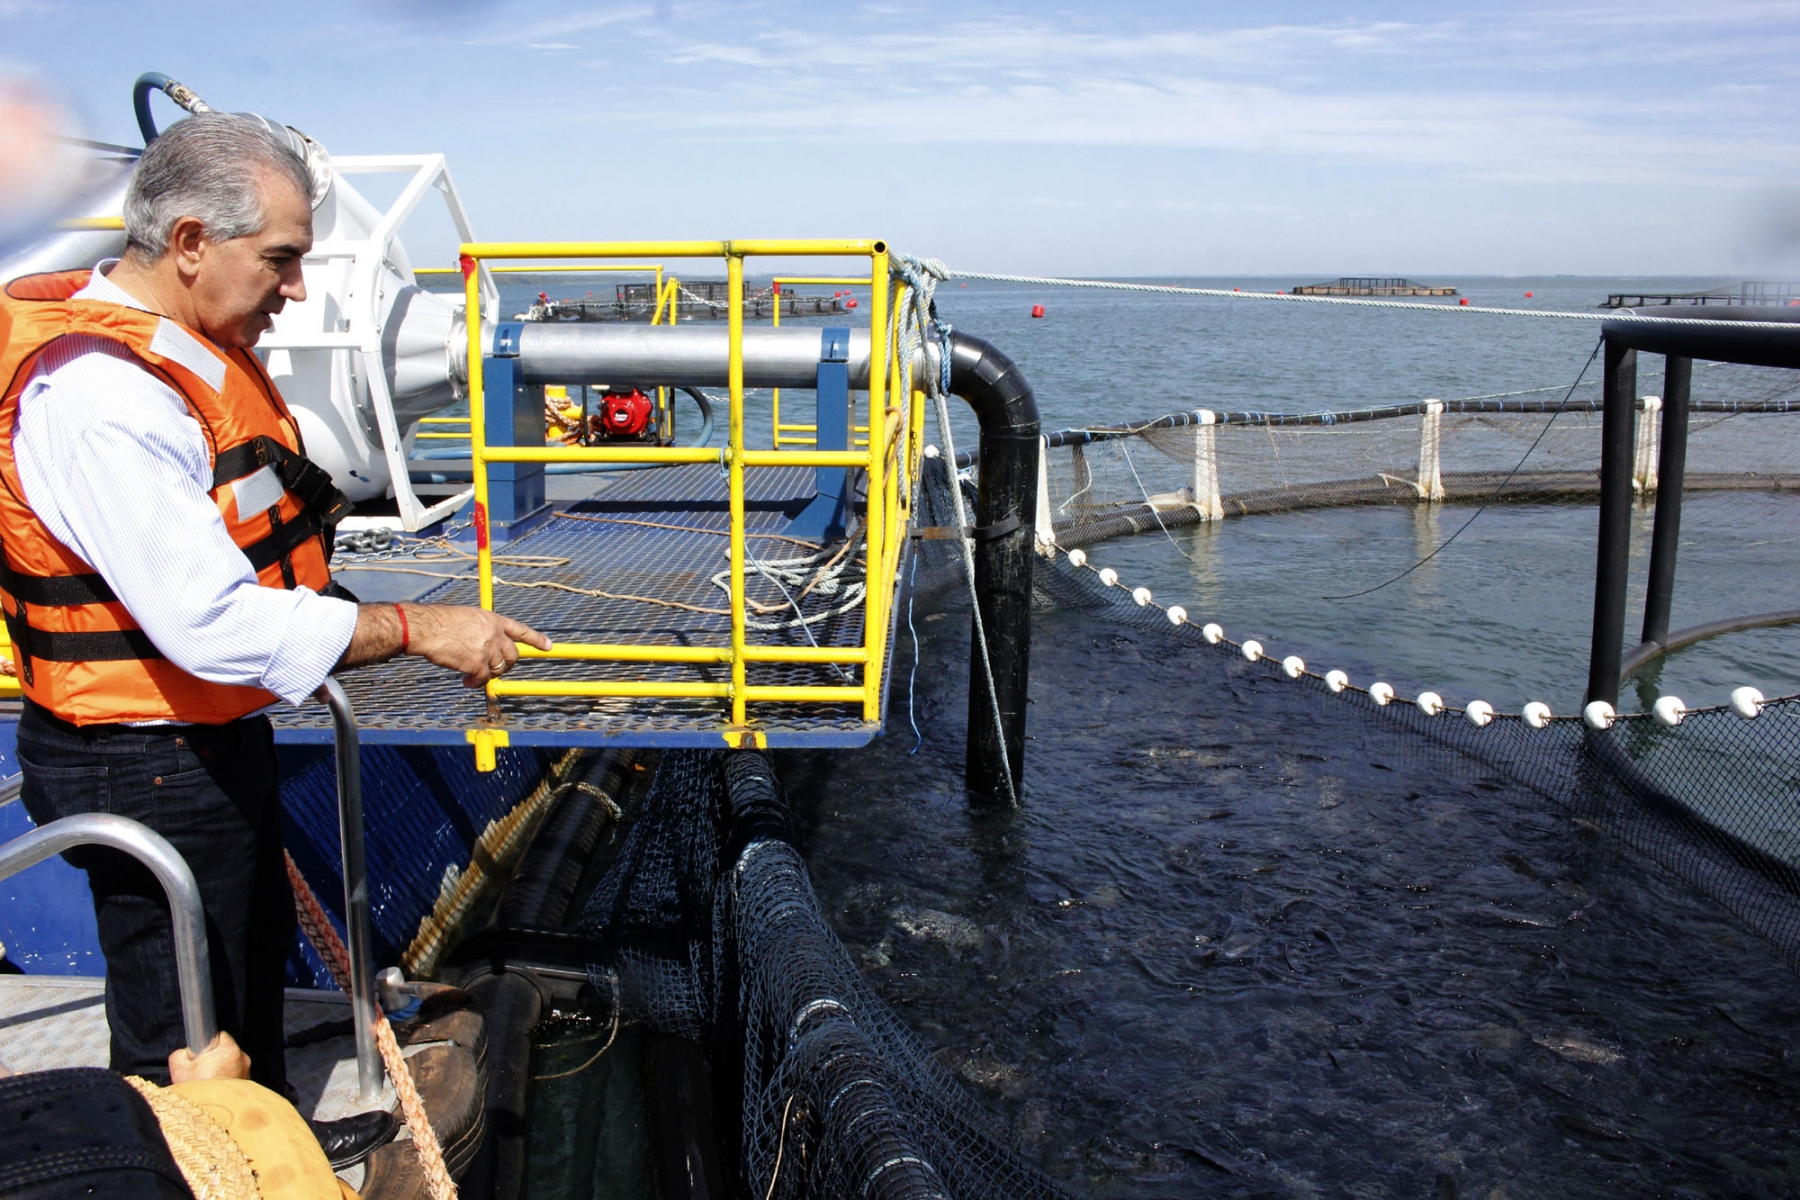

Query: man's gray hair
[[123, 113, 314, 261]]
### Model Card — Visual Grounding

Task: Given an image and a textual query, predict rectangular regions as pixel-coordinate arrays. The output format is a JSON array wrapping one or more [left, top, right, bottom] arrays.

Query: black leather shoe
[[310, 1108, 398, 1170]]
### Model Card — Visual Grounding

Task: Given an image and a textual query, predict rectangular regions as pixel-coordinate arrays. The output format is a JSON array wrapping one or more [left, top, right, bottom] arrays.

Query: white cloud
[[481, 6, 1800, 187]]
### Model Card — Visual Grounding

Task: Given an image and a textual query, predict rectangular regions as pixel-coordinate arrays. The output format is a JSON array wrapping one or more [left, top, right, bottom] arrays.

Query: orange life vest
[[0, 270, 353, 725]]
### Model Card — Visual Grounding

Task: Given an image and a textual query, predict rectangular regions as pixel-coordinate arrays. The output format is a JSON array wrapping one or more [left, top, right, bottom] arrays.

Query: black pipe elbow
[[946, 332, 1040, 438]]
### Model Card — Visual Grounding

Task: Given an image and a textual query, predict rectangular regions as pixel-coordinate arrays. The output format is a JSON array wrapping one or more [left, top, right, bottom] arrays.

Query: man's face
[[188, 170, 311, 349]]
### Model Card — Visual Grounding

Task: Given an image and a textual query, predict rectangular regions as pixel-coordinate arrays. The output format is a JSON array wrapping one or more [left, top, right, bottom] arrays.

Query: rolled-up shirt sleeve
[[15, 343, 358, 706]]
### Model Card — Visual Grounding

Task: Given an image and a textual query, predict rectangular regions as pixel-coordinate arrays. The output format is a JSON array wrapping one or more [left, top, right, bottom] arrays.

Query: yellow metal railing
[[770, 275, 872, 449], [459, 240, 913, 754]]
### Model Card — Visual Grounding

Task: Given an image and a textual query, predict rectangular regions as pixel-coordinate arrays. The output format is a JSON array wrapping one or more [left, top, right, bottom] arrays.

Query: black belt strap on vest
[[0, 438, 354, 676], [0, 555, 164, 684], [213, 435, 355, 566]]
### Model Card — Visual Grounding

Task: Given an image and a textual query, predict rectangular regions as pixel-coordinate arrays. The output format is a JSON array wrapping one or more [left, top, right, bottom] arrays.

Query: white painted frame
[[261, 155, 497, 531]]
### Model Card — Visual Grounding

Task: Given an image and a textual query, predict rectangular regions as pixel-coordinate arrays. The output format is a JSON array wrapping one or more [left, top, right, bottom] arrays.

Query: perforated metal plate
[[0, 977, 391, 1121]]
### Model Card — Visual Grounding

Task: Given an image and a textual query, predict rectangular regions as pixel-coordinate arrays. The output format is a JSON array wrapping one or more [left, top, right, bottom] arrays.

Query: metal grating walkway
[[273, 464, 891, 748]]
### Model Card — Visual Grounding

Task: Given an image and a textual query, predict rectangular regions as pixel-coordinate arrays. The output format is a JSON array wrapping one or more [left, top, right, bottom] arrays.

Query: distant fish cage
[[523, 283, 851, 323], [1605, 281, 1800, 309], [1292, 276, 1458, 296]]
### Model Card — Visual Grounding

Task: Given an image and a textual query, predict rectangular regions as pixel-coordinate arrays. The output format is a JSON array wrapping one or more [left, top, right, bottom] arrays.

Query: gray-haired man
[[0, 112, 548, 1167]]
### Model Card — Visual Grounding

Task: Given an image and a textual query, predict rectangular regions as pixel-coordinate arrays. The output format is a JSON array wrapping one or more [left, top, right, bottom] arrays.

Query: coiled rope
[[284, 852, 458, 1200], [942, 269, 1800, 330], [710, 542, 869, 632]]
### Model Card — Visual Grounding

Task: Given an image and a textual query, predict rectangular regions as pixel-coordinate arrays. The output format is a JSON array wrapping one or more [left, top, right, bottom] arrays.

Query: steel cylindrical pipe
[[513, 325, 881, 389]]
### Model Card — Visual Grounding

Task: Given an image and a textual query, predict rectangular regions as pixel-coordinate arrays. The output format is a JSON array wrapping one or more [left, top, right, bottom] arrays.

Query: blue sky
[[6, 1, 1800, 275]]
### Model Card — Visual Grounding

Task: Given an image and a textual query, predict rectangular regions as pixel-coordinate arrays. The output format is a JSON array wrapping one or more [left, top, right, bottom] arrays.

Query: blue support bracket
[[785, 326, 853, 540], [471, 322, 550, 543]]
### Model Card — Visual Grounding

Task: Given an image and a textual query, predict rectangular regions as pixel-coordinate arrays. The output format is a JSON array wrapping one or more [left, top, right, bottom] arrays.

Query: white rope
[[710, 547, 867, 632], [943, 270, 1800, 330], [892, 254, 1021, 805]]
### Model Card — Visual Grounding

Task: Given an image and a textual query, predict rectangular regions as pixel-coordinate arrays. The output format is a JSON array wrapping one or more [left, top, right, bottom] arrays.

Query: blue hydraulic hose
[[132, 73, 175, 145]]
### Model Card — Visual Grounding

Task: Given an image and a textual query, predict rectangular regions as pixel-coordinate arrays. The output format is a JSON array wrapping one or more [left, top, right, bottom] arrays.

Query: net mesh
[[1042, 393, 1800, 551], [1030, 521, 1800, 974], [547, 382, 1800, 1196], [573, 749, 1074, 1199]]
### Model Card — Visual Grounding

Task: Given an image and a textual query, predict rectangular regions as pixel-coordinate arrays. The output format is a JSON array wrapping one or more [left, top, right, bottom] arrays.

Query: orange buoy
[[846, 298, 858, 308], [1524, 291, 1534, 298], [1233, 287, 1240, 292], [1030, 304, 1045, 318], [1459, 298, 1469, 305]]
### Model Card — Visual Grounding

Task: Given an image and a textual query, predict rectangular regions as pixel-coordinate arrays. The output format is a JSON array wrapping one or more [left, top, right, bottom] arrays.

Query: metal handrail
[[319, 677, 382, 1103], [457, 238, 902, 739], [0, 813, 216, 1055]]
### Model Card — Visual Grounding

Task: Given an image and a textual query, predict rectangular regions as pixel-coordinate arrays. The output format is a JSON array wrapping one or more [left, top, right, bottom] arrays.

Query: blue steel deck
[[271, 463, 894, 748]]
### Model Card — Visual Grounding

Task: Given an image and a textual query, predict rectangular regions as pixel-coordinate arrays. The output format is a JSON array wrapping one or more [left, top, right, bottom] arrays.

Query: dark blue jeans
[[17, 700, 294, 1092]]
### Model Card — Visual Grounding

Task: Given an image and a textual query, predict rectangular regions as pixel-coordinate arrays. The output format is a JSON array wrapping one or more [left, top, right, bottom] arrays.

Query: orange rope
[[285, 851, 458, 1199]]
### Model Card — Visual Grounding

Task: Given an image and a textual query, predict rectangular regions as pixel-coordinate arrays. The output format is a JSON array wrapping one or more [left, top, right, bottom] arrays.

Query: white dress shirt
[[11, 263, 358, 710]]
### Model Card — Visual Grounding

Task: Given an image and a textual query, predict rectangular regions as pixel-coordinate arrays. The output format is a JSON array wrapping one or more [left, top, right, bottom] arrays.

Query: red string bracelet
[[394, 602, 410, 654]]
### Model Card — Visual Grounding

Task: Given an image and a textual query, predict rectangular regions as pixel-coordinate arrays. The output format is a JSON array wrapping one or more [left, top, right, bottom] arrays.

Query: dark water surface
[[782, 600, 1800, 1197], [792, 278, 1800, 1195], [927, 276, 1800, 716], [503, 275, 1800, 1195]]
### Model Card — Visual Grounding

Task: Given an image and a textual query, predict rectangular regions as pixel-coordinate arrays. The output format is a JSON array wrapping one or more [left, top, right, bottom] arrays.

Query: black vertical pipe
[[1586, 337, 1637, 708], [1640, 355, 1692, 649], [945, 332, 1040, 802]]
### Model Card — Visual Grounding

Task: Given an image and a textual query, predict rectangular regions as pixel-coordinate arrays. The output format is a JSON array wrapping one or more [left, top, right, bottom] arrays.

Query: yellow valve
[[465, 727, 510, 772]]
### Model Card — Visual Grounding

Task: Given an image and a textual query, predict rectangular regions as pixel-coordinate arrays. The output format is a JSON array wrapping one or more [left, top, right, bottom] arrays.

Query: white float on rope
[[1132, 586, 1153, 606], [1370, 682, 1394, 706], [1325, 669, 1349, 693], [1242, 640, 1263, 662], [1282, 655, 1305, 679], [1583, 700, 1616, 730], [1098, 567, 1119, 587], [1731, 686, 1765, 719], [1067, 548, 1086, 567], [1166, 605, 1186, 625], [1652, 695, 1686, 727], [1522, 701, 1553, 729], [1416, 691, 1445, 716], [1203, 623, 1224, 645], [1465, 700, 1494, 727]]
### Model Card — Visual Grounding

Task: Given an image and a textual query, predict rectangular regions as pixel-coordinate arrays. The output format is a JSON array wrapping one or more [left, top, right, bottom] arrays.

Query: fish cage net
[[910, 367, 1800, 975], [1036, 388, 1800, 552], [574, 750, 1074, 1199], [1028, 528, 1800, 974]]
